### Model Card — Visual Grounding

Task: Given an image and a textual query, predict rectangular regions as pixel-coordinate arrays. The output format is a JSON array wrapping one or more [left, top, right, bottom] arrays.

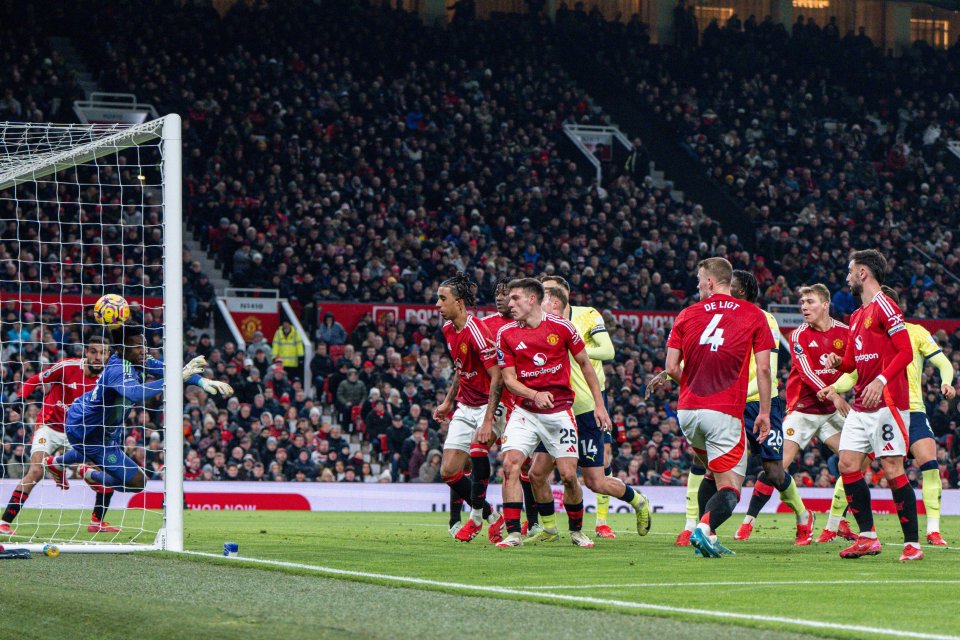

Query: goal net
[[0, 116, 183, 553]]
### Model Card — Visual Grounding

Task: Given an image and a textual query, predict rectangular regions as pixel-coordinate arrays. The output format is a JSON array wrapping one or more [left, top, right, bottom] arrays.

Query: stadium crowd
[[566, 7, 960, 318], [1, 1, 960, 495]]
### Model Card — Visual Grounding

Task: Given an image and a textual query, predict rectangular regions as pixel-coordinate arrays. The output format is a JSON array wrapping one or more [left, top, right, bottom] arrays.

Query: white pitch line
[[180, 551, 960, 640], [520, 579, 960, 590]]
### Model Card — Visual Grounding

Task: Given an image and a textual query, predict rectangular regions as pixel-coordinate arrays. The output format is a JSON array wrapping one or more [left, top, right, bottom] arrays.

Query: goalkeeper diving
[[45, 325, 232, 493]]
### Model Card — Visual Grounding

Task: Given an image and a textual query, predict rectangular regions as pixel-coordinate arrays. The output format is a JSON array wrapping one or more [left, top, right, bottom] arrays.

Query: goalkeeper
[[46, 325, 231, 493]]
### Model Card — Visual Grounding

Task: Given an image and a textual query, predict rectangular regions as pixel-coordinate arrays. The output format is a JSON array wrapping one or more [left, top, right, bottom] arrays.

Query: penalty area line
[[180, 550, 959, 640]]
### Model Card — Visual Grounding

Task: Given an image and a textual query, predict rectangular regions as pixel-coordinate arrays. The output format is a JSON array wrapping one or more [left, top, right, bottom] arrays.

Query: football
[[92, 294, 130, 328]]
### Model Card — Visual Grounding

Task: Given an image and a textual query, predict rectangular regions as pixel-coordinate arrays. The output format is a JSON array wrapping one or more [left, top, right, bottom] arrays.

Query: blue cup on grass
[[223, 542, 239, 557]]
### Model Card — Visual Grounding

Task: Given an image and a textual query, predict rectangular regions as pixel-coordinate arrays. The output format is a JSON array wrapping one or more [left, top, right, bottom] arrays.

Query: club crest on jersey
[[459, 343, 468, 355], [532, 353, 548, 366], [107, 453, 118, 464], [38, 437, 46, 445], [793, 342, 804, 355], [833, 339, 843, 350], [864, 316, 873, 329], [786, 428, 794, 436], [546, 334, 559, 346]]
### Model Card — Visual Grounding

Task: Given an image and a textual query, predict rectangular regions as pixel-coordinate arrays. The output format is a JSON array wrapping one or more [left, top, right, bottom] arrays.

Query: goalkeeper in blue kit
[[47, 325, 232, 494]]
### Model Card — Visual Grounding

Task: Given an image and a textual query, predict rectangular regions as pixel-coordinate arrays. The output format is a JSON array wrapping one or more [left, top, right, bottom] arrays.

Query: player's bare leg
[[496, 450, 528, 547], [555, 457, 592, 548], [910, 437, 945, 545], [527, 452, 560, 542], [581, 466, 650, 536], [0, 451, 45, 535]]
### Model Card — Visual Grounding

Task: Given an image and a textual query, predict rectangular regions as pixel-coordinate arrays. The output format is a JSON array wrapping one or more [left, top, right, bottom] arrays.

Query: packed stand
[[74, 0, 725, 321], [2, 2, 960, 491], [563, 6, 960, 318]]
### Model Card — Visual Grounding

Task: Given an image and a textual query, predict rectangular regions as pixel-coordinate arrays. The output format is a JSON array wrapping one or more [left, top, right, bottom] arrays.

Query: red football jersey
[[786, 320, 849, 414], [21, 359, 100, 433], [442, 315, 497, 408], [840, 291, 912, 412], [481, 313, 515, 410], [496, 312, 584, 414], [666, 293, 776, 419]]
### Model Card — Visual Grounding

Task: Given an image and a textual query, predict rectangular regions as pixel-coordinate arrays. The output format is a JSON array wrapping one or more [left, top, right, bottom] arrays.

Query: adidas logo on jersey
[[883, 442, 895, 452], [516, 341, 528, 350], [567, 445, 576, 453], [808, 340, 817, 348]]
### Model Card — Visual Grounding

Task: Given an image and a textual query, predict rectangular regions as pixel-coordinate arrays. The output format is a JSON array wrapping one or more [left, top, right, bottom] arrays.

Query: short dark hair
[[731, 270, 759, 304], [86, 335, 108, 349], [508, 278, 544, 303], [494, 276, 512, 296], [851, 249, 888, 285], [539, 273, 570, 292], [110, 324, 143, 351]]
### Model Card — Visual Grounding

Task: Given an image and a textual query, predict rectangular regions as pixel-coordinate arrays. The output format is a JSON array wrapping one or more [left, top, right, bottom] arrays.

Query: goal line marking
[[180, 550, 959, 640]]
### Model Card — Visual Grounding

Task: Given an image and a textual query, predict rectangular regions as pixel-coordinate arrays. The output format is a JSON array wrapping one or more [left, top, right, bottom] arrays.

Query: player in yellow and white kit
[[821, 286, 955, 545]]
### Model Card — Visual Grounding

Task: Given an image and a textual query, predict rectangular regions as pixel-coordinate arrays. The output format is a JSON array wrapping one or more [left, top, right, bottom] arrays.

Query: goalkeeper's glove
[[182, 356, 207, 381], [198, 379, 233, 396]]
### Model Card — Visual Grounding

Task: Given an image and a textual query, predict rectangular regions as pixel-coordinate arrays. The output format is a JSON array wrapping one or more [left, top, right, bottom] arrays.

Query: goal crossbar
[[0, 120, 165, 190]]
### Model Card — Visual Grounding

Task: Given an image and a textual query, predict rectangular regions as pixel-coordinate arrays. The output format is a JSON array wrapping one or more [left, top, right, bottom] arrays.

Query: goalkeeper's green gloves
[[182, 356, 207, 381], [198, 379, 233, 396]]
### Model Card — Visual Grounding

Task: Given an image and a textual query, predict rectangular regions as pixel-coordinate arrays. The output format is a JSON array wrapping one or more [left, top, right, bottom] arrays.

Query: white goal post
[[0, 115, 183, 553]]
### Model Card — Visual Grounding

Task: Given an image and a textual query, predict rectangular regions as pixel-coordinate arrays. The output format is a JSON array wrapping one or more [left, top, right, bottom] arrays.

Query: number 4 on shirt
[[699, 314, 725, 352]]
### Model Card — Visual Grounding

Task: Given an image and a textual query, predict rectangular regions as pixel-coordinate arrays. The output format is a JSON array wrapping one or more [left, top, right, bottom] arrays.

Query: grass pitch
[[2, 511, 958, 640]]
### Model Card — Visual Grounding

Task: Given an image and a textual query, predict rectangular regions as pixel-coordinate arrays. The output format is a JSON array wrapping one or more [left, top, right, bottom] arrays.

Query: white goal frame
[[1, 115, 183, 554]]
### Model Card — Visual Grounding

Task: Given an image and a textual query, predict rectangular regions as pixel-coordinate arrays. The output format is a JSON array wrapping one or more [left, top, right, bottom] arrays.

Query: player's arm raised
[[434, 371, 459, 421], [572, 347, 611, 431], [109, 368, 166, 403]]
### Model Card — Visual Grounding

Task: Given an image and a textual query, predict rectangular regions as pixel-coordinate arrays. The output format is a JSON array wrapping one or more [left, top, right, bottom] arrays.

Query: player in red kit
[[433, 273, 505, 543], [0, 336, 109, 536], [737, 283, 858, 541], [822, 250, 921, 561], [495, 278, 611, 548], [663, 258, 775, 558]]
